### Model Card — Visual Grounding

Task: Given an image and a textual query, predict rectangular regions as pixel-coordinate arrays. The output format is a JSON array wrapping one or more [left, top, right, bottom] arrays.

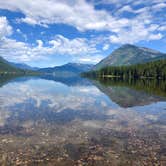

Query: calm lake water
[[0, 75, 165, 165]]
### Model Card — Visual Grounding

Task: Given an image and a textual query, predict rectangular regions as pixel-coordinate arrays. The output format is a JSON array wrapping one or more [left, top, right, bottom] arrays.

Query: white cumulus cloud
[[0, 0, 128, 32], [0, 17, 12, 39], [0, 0, 165, 65], [0, 20, 101, 64]]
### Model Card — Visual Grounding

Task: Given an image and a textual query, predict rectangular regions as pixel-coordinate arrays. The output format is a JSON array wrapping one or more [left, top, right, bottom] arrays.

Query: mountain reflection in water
[[0, 75, 165, 165], [92, 78, 166, 107]]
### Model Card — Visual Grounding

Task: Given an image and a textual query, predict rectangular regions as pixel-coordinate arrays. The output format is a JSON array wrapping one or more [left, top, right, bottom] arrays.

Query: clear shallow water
[[0, 76, 165, 165]]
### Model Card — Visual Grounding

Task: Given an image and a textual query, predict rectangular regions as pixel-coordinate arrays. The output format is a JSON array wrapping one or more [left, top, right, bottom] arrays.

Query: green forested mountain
[[0, 56, 22, 73], [94, 44, 166, 70], [84, 59, 166, 80], [0, 56, 38, 75]]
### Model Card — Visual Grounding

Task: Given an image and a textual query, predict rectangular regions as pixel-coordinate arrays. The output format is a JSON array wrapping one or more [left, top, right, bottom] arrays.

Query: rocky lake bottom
[[0, 76, 165, 166]]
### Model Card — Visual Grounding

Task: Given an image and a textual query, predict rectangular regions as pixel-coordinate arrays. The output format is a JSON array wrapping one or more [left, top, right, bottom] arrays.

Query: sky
[[0, 0, 165, 67]]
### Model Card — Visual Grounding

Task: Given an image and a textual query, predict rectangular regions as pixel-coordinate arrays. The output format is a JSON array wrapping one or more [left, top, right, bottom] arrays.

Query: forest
[[83, 59, 166, 80]]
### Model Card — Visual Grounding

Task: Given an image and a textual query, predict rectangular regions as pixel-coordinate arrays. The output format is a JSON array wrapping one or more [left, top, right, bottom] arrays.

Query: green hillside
[[0, 56, 39, 75], [0, 56, 22, 73]]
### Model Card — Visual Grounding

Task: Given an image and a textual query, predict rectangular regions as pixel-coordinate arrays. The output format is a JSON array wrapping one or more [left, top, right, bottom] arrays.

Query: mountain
[[94, 44, 166, 69], [39, 63, 93, 76], [10, 62, 39, 71], [0, 56, 22, 72]]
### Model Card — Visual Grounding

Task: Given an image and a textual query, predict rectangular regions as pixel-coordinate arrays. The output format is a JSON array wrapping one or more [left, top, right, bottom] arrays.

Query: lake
[[0, 75, 165, 165]]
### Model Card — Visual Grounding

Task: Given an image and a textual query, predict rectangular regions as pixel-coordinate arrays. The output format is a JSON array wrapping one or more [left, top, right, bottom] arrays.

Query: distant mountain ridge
[[94, 44, 166, 69], [10, 62, 39, 71], [39, 63, 93, 76], [1, 44, 166, 75], [0, 56, 93, 76]]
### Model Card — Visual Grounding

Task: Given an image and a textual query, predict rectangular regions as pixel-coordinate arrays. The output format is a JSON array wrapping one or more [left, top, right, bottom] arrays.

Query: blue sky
[[0, 0, 165, 67]]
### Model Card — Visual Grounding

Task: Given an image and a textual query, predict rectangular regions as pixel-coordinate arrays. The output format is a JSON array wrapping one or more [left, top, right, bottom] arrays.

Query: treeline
[[83, 59, 166, 80], [0, 70, 40, 76]]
